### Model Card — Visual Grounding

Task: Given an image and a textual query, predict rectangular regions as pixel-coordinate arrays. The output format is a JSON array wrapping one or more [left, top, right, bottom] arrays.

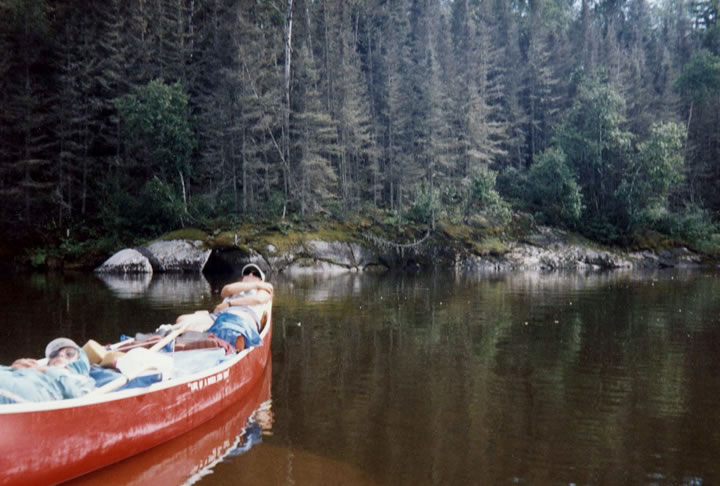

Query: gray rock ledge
[[94, 248, 153, 274]]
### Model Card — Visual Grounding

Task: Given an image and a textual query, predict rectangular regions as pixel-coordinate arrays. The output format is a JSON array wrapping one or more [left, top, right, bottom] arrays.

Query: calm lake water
[[1, 268, 720, 485]]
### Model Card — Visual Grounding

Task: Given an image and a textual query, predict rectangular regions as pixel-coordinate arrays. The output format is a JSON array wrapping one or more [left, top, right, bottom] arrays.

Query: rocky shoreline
[[95, 226, 711, 276]]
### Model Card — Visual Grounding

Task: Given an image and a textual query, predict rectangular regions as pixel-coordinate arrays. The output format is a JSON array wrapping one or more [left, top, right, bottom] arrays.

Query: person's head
[[241, 263, 265, 282], [45, 337, 81, 368]]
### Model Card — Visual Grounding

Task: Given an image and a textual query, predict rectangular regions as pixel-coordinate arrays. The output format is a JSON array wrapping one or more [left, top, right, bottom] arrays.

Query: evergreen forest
[[2, 0, 720, 261]]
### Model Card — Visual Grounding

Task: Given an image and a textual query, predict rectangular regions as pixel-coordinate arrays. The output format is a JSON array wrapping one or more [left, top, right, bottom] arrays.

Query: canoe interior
[[0, 301, 272, 486]]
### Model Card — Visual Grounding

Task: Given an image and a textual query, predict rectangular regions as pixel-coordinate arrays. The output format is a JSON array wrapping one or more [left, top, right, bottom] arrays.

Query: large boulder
[[142, 240, 211, 272], [284, 258, 353, 275], [263, 241, 302, 274], [305, 240, 356, 267], [95, 249, 153, 274], [458, 240, 636, 272], [348, 242, 376, 268], [281, 240, 381, 273], [95, 240, 211, 274]]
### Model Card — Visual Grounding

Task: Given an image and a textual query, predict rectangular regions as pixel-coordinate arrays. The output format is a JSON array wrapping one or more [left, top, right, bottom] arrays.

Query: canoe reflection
[[67, 362, 272, 486]]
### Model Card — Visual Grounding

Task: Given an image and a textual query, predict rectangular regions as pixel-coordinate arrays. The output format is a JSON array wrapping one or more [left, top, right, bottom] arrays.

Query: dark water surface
[[1, 269, 720, 485]]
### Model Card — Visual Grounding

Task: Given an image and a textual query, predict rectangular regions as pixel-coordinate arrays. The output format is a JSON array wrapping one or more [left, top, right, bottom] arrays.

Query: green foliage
[[115, 80, 196, 179], [100, 175, 185, 238], [466, 168, 512, 226], [552, 76, 640, 242], [157, 228, 209, 242], [406, 189, 439, 225], [58, 237, 93, 260], [527, 147, 583, 226], [471, 237, 509, 257], [3, 0, 720, 261], [104, 80, 197, 238], [325, 201, 346, 220], [267, 191, 287, 219], [617, 122, 686, 232], [675, 50, 720, 103], [137, 177, 187, 231], [437, 185, 465, 223], [27, 248, 48, 268], [582, 219, 623, 245], [555, 77, 633, 207], [496, 167, 529, 206], [661, 203, 719, 243], [185, 193, 226, 226]]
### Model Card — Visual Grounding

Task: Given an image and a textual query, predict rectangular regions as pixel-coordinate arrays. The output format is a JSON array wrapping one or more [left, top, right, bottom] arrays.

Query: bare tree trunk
[[241, 126, 247, 214], [82, 123, 88, 216], [283, 0, 294, 218], [178, 169, 187, 215], [323, 0, 330, 110], [229, 137, 237, 214], [305, 0, 314, 64]]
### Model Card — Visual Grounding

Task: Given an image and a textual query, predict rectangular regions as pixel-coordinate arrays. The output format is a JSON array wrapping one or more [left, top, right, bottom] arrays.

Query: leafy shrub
[[438, 184, 465, 223], [465, 168, 512, 226], [406, 189, 439, 225], [115, 80, 196, 180], [662, 203, 718, 242], [27, 248, 47, 268], [617, 121, 685, 233], [496, 166, 529, 206], [526, 147, 583, 227], [100, 176, 185, 238]]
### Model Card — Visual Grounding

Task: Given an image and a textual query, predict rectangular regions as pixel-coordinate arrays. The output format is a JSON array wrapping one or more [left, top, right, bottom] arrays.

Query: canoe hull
[[68, 360, 272, 486], [0, 311, 272, 486]]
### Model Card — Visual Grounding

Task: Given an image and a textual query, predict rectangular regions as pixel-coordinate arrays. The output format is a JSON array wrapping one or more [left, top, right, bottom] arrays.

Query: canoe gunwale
[[0, 307, 271, 414], [0, 302, 273, 486]]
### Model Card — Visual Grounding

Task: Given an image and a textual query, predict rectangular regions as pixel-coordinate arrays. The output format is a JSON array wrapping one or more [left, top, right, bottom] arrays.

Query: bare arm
[[214, 286, 272, 313], [10, 359, 48, 372], [220, 281, 274, 298]]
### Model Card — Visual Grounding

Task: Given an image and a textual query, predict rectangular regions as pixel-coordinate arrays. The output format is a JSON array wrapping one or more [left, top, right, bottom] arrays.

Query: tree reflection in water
[[4, 269, 720, 485]]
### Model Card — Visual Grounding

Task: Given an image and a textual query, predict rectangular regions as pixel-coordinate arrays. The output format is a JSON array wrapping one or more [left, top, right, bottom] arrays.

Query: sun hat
[[241, 263, 265, 282], [45, 337, 80, 359]]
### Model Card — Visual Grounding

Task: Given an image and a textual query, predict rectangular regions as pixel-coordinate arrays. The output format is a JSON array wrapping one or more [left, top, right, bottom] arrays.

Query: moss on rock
[[155, 228, 210, 244]]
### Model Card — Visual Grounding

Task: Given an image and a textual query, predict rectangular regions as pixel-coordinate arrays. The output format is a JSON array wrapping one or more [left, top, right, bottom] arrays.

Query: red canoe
[[0, 302, 272, 486], [67, 360, 272, 486]]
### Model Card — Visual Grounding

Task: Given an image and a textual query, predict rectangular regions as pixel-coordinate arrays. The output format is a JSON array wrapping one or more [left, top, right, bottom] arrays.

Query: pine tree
[[519, 0, 566, 166], [158, 0, 190, 83], [293, 44, 340, 216], [384, 0, 420, 215], [336, 2, 380, 214], [491, 0, 527, 169], [234, 1, 288, 215], [426, 2, 457, 216], [0, 0, 55, 230], [466, 1, 509, 170]]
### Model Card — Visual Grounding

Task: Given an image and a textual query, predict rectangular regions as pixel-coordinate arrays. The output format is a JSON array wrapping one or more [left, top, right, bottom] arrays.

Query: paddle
[[86, 319, 197, 395]]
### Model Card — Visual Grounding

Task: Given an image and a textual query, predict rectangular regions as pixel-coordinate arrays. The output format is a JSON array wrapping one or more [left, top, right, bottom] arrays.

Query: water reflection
[[95, 273, 213, 304], [270, 269, 720, 486], [94, 273, 153, 298], [2, 269, 720, 485]]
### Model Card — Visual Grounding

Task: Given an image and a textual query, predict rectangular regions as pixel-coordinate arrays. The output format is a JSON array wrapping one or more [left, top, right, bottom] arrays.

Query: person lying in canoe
[[104, 263, 272, 358], [173, 263, 273, 351], [0, 338, 95, 404]]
